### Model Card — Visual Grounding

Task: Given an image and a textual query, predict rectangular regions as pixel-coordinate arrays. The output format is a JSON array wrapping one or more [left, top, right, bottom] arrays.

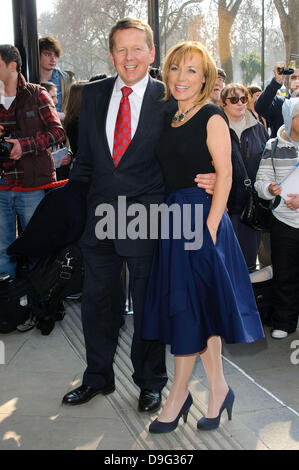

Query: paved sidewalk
[[0, 301, 298, 451]]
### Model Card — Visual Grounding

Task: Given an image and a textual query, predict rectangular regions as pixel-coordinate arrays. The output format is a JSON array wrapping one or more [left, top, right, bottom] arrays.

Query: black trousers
[[271, 216, 299, 333], [80, 239, 167, 391]]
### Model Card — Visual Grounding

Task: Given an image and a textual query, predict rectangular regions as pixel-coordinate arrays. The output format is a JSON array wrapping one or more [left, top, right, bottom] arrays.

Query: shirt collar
[[115, 73, 149, 98]]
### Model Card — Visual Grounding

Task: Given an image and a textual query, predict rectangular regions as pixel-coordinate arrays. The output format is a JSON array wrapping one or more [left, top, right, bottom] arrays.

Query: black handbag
[[237, 139, 278, 231]]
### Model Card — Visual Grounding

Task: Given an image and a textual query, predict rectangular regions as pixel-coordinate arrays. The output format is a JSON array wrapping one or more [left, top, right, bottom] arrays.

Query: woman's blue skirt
[[142, 187, 265, 355]]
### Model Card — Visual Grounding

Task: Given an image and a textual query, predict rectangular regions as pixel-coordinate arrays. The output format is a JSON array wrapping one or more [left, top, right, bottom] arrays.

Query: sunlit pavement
[[0, 299, 298, 450]]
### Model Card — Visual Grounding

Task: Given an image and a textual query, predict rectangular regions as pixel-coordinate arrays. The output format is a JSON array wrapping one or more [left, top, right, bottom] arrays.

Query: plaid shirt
[[0, 74, 65, 189]]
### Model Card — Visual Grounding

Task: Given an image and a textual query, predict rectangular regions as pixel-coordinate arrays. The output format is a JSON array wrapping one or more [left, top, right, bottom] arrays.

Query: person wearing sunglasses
[[221, 83, 268, 272]]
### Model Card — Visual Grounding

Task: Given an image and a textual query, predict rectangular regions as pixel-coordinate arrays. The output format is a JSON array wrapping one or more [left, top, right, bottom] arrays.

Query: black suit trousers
[[80, 239, 167, 391]]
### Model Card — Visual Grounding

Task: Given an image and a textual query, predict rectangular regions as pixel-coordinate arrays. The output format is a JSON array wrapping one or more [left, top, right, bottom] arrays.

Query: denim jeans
[[0, 189, 45, 277]]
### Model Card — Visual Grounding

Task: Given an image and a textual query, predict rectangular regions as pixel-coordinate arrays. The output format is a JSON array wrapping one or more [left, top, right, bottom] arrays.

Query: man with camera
[[0, 44, 65, 277], [255, 61, 299, 137]]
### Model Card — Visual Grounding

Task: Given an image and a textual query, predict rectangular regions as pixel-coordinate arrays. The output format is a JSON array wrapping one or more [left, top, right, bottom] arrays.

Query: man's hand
[[5, 139, 22, 160], [285, 194, 299, 210], [57, 111, 65, 121], [274, 61, 286, 84], [0, 125, 4, 136], [60, 153, 72, 166], [194, 173, 216, 195], [268, 181, 282, 196]]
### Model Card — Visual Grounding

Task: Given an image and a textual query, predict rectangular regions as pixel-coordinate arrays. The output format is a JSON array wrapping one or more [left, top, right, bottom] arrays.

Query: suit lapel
[[134, 78, 160, 141]]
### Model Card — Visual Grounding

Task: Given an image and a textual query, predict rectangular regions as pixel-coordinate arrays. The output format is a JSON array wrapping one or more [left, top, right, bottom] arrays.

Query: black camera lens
[[277, 67, 295, 75], [0, 136, 13, 162]]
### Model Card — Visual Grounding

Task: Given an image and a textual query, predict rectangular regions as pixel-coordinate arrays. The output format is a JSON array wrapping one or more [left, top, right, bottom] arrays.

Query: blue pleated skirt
[[142, 187, 265, 355]]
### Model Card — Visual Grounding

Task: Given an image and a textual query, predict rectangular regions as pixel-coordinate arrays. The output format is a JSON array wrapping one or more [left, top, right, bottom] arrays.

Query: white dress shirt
[[106, 74, 149, 156]]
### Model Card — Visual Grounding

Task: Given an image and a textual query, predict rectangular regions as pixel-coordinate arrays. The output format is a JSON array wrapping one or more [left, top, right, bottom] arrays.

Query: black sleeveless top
[[156, 104, 228, 190]]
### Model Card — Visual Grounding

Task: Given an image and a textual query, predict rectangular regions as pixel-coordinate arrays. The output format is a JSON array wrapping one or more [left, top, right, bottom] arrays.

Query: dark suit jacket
[[70, 75, 175, 256]]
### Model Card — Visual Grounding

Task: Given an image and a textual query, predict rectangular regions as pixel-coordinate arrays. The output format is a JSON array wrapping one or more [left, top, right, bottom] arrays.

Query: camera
[[0, 136, 13, 162], [149, 67, 162, 81], [277, 58, 296, 76], [277, 67, 295, 75]]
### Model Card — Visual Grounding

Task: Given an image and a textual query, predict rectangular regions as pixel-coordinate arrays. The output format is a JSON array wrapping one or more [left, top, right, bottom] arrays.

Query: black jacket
[[70, 75, 175, 256], [228, 111, 268, 214], [254, 77, 291, 138]]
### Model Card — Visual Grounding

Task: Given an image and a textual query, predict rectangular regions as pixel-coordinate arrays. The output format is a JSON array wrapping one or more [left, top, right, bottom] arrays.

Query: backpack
[[28, 244, 83, 335], [0, 244, 83, 335], [0, 274, 34, 334]]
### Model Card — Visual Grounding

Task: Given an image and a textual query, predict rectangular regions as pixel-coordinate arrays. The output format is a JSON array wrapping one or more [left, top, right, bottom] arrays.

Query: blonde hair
[[162, 41, 217, 105]]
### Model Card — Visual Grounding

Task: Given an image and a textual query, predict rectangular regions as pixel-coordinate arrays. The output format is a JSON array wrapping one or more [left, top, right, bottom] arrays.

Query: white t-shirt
[[1, 95, 15, 110]]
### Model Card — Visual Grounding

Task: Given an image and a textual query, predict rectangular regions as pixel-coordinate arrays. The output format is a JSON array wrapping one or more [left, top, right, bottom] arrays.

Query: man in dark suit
[[62, 18, 214, 412], [62, 18, 171, 412]]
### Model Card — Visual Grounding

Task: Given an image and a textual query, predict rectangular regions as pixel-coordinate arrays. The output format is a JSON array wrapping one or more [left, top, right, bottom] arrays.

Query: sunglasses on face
[[226, 96, 248, 104]]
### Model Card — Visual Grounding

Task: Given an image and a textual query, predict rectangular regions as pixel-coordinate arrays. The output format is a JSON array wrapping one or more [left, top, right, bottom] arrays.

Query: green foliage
[[239, 51, 261, 86]]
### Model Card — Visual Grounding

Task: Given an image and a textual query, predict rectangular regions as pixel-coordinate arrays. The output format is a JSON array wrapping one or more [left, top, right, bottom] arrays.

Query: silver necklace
[[172, 105, 197, 123]]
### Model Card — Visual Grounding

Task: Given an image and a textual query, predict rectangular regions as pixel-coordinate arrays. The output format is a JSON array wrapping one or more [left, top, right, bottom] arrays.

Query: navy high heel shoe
[[149, 392, 193, 434], [197, 387, 235, 431]]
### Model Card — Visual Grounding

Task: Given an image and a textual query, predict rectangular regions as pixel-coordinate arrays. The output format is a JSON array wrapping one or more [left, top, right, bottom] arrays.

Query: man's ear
[[8, 61, 17, 73], [149, 46, 156, 67], [109, 52, 115, 68]]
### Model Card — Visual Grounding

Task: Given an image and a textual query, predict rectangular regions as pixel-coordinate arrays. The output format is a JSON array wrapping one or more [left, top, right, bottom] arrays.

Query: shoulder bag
[[237, 139, 278, 231]]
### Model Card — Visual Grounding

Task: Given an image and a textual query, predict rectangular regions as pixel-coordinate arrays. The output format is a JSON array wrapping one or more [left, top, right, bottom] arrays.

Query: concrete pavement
[[0, 299, 298, 450]]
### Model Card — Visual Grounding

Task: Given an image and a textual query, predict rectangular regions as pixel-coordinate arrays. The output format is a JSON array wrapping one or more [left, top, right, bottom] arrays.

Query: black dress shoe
[[62, 383, 115, 405], [138, 389, 161, 412]]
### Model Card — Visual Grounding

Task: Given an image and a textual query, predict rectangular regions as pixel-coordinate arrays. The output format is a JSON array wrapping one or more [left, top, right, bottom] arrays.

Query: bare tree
[[187, 12, 218, 60], [159, 0, 204, 51], [38, 0, 206, 79], [38, 0, 147, 78], [216, 0, 243, 82], [273, 0, 299, 62]]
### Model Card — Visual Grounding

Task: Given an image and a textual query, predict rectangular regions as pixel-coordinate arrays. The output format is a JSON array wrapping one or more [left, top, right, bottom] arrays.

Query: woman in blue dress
[[142, 41, 264, 434]]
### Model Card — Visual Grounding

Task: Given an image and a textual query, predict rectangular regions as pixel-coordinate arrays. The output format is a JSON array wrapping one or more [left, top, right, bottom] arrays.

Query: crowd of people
[[0, 16, 298, 436]]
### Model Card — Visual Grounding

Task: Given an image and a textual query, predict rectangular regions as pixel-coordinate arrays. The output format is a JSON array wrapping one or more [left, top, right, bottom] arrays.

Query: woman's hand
[[207, 221, 217, 245], [268, 182, 282, 196], [285, 194, 299, 210]]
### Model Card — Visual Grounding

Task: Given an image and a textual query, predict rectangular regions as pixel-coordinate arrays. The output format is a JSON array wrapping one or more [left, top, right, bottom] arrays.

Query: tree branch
[[165, 0, 204, 39]]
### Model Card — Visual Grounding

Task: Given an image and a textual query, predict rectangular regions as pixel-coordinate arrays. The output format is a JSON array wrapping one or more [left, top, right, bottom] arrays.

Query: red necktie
[[112, 86, 133, 167]]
